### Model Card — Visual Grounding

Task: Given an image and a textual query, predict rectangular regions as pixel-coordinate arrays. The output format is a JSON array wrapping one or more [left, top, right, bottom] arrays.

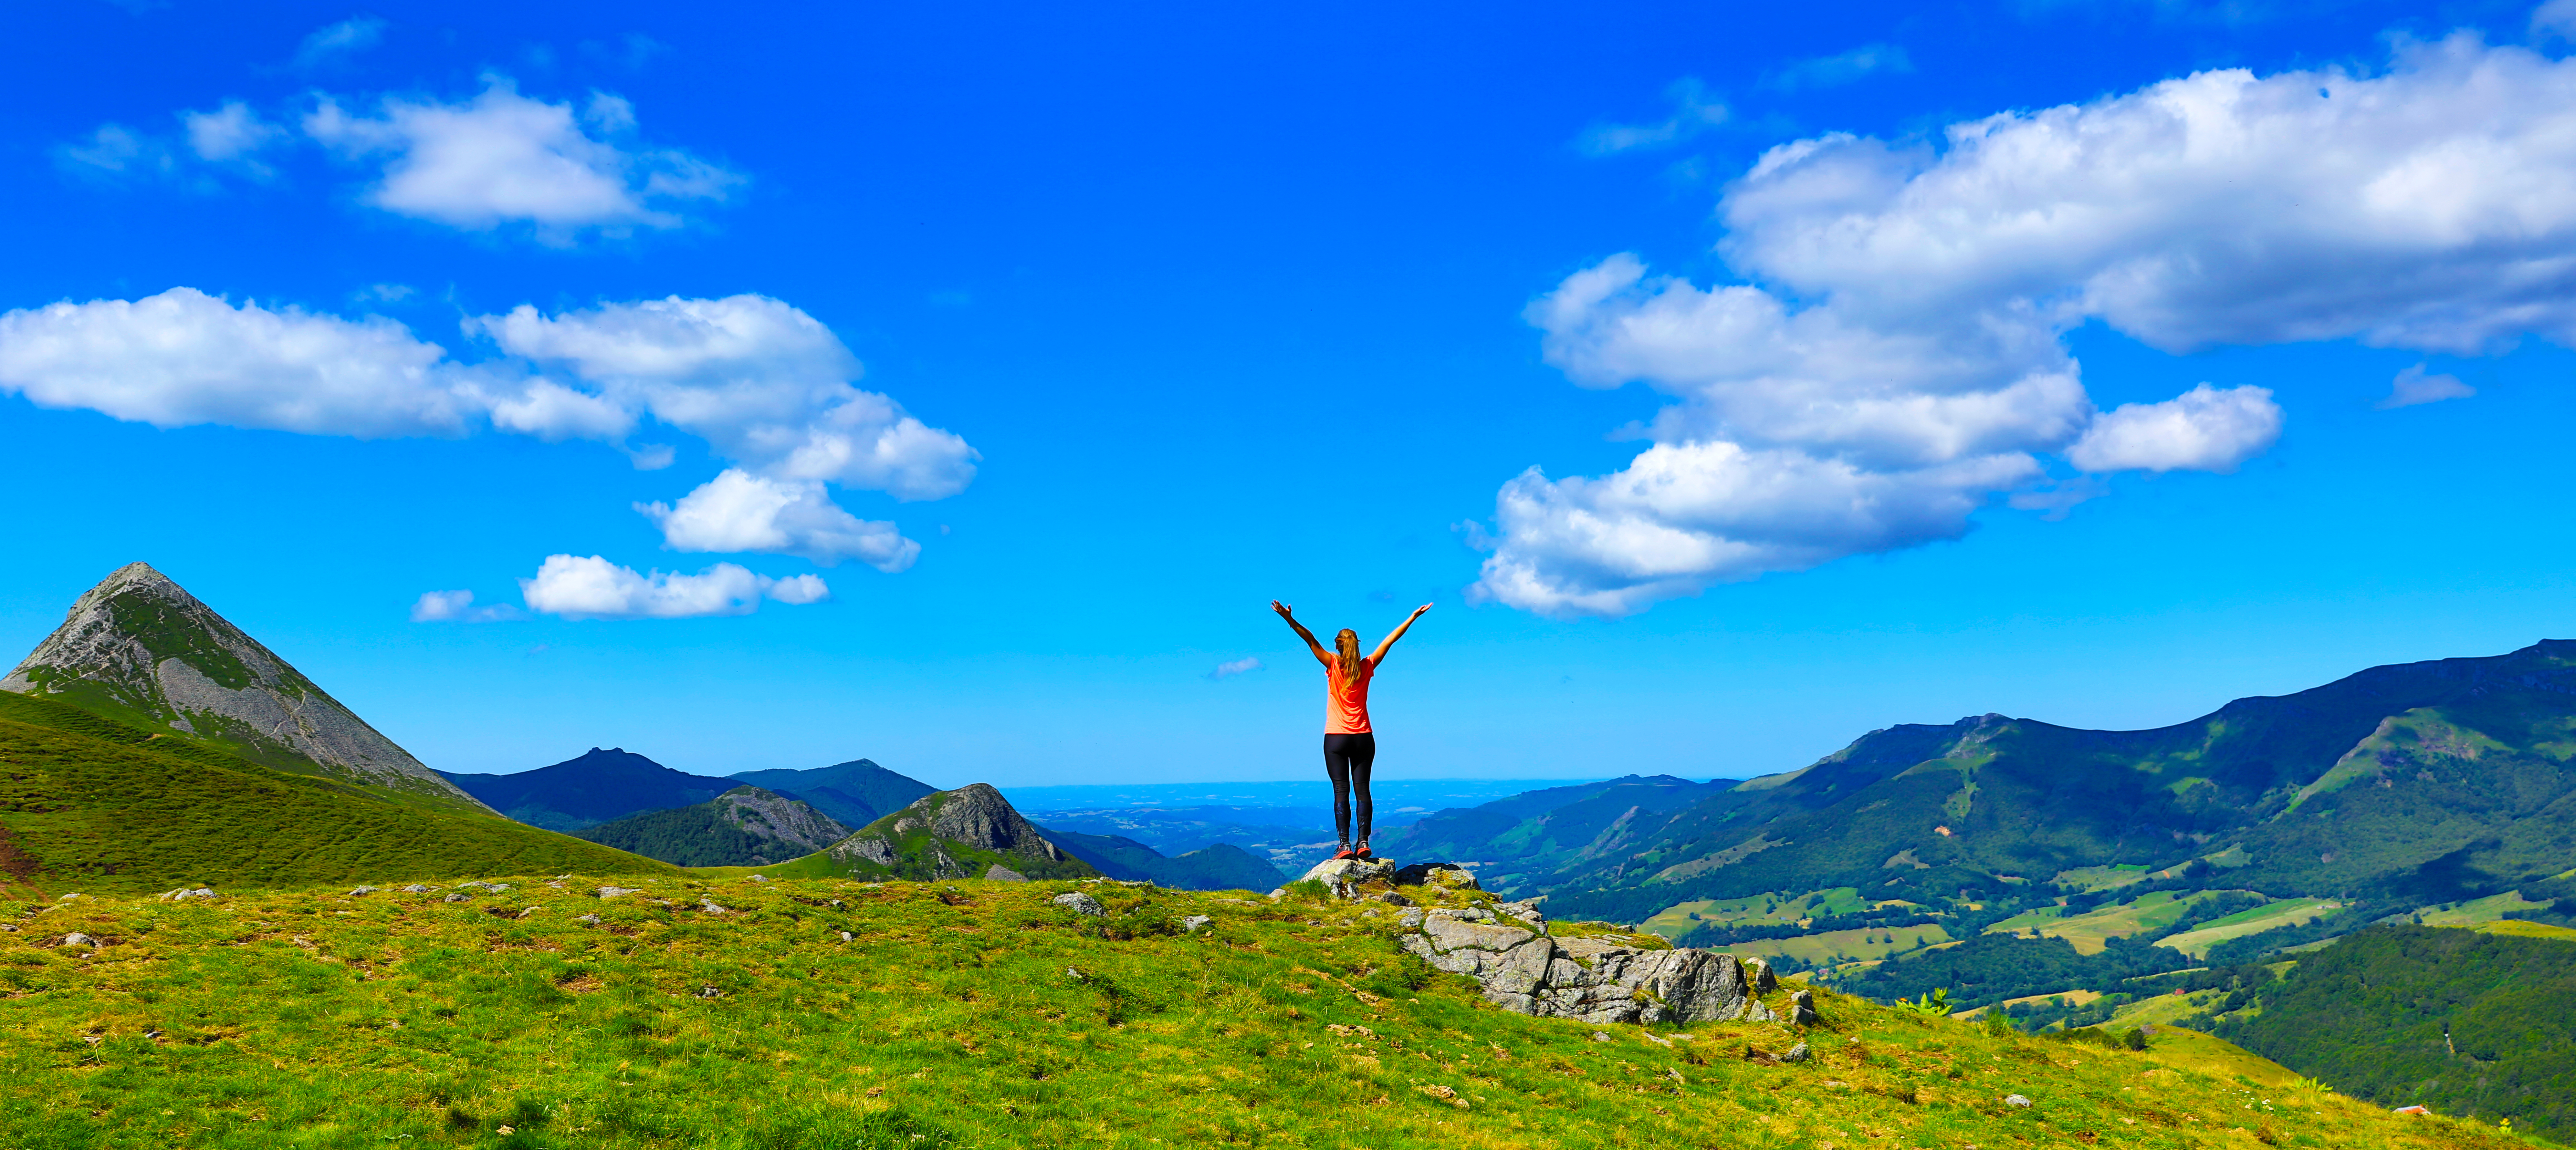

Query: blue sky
[[5, 0, 2575, 788]]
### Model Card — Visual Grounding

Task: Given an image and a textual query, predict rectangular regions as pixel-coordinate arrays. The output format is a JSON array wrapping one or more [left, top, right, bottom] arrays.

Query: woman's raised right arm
[[1272, 600, 1332, 666]]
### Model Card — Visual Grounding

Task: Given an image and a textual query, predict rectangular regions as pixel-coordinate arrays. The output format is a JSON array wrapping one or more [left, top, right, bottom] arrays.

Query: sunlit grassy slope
[[0, 691, 667, 896], [0, 875, 2534, 1150]]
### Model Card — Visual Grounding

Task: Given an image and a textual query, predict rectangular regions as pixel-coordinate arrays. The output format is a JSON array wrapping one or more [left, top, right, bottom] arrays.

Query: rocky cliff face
[[1, 562, 486, 813], [713, 786, 850, 856], [822, 783, 1097, 881]]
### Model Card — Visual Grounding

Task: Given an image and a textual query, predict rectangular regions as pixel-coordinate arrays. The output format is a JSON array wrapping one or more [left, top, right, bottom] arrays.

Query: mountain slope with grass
[[0, 690, 669, 896], [2199, 924, 2576, 1138], [438, 749, 743, 832], [776, 784, 1097, 881], [574, 786, 851, 867], [0, 871, 2509, 1150], [1508, 640, 2576, 932], [1, 562, 486, 814], [729, 758, 936, 827], [1040, 827, 1284, 891]]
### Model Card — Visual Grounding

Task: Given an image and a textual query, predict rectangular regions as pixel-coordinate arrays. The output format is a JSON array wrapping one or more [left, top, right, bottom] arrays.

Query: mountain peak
[[2, 563, 484, 812], [818, 782, 1096, 881]]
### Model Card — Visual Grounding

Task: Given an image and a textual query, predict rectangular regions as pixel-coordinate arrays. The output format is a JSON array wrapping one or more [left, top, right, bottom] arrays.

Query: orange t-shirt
[[1326, 656, 1375, 734]]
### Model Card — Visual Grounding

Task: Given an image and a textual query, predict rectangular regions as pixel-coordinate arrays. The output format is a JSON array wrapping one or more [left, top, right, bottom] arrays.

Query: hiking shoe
[[1354, 841, 1374, 859], [1332, 845, 1356, 860]]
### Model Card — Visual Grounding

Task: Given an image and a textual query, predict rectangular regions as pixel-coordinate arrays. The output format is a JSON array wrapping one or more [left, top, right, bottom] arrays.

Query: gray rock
[[821, 783, 1073, 880], [597, 886, 641, 899], [1393, 862, 1481, 891], [1398, 919, 1780, 1027], [748, 874, 767, 882], [1052, 892, 1107, 917], [1744, 957, 1779, 993], [1374, 891, 1414, 907], [1787, 988, 1821, 1027], [575, 914, 602, 926], [443, 893, 469, 903], [1297, 857, 1396, 898], [1591, 1031, 1612, 1042], [158, 887, 215, 901], [61, 933, 95, 948], [1182, 915, 1214, 932], [984, 864, 1029, 883], [401, 885, 433, 894], [1781, 1041, 1811, 1063], [349, 886, 378, 896], [699, 900, 729, 914], [2005, 1094, 2032, 1108], [839, 931, 853, 942]]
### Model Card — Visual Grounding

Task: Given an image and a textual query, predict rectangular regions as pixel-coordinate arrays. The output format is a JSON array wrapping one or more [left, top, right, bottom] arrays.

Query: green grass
[[1984, 891, 2262, 957], [0, 874, 2524, 1150], [2157, 899, 2342, 960], [1639, 886, 1872, 937], [0, 692, 668, 897], [2413, 892, 2557, 927]]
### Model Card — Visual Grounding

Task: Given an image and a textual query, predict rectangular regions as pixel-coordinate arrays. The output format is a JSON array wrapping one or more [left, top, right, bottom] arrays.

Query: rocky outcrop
[[711, 786, 851, 856], [819, 783, 1098, 881], [2, 563, 484, 812], [1396, 904, 1794, 1028]]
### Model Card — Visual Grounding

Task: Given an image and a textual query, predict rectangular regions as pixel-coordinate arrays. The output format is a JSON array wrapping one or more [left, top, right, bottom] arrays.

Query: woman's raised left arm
[[1368, 604, 1432, 664]]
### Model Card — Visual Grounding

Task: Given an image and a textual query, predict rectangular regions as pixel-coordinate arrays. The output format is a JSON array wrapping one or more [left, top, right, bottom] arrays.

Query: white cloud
[[2536, 0, 2576, 39], [2066, 384, 2281, 472], [409, 590, 525, 622], [517, 554, 827, 620], [2376, 363, 2476, 409], [294, 16, 387, 68], [1206, 657, 1264, 680], [1766, 43, 1913, 91], [1483, 32, 2576, 616], [469, 294, 978, 500], [303, 76, 739, 240], [637, 469, 920, 571], [1577, 78, 1729, 156], [0, 288, 971, 576], [57, 124, 174, 177], [0, 287, 473, 437], [183, 101, 284, 166]]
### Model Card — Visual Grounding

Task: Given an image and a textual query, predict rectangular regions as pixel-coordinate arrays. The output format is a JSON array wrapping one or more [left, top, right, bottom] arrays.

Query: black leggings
[[1323, 732, 1377, 846]]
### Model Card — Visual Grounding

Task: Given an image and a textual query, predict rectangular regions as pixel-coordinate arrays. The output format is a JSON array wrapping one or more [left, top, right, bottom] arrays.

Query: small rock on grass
[[598, 886, 641, 899], [443, 893, 469, 903], [61, 933, 95, 948], [576, 914, 603, 926], [2005, 1094, 2032, 1108], [401, 885, 434, 894], [1591, 1031, 1612, 1043], [1052, 892, 1106, 917], [984, 865, 1029, 882], [1182, 915, 1213, 932], [1781, 1041, 1811, 1063], [349, 886, 378, 896]]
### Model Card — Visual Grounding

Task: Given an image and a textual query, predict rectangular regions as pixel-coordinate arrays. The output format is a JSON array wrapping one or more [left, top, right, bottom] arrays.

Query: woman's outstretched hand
[[1411, 603, 1433, 618], [1272, 600, 1295, 618]]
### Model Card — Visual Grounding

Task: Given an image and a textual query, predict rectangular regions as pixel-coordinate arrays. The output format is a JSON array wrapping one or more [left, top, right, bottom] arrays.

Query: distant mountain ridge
[[1414, 641, 2576, 935], [439, 749, 741, 831], [577, 786, 852, 867], [778, 784, 1096, 882], [1039, 827, 1285, 891], [2, 562, 486, 814]]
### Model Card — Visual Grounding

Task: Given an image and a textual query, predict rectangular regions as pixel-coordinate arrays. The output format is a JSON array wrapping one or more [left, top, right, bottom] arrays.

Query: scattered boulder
[[458, 881, 510, 892], [839, 931, 854, 942], [1787, 988, 1821, 1027], [699, 899, 730, 914], [1781, 1041, 1812, 1063], [1052, 892, 1107, 917], [61, 933, 95, 948], [1744, 958, 1779, 992], [984, 864, 1029, 883], [349, 886, 378, 896], [401, 885, 433, 894], [748, 874, 768, 883], [1398, 910, 1781, 1027], [597, 886, 641, 899], [2005, 1094, 2033, 1108], [1590, 1031, 1612, 1042], [575, 914, 602, 926], [1374, 891, 1414, 907], [1182, 915, 1213, 932], [444, 893, 469, 903], [1299, 857, 1395, 893], [157, 887, 215, 901]]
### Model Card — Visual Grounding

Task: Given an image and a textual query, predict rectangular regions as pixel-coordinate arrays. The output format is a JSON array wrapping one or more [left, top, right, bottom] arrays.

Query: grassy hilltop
[[0, 872, 2535, 1150]]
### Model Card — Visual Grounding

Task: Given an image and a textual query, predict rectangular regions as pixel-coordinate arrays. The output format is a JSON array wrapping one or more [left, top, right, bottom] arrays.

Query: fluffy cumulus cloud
[[1478, 32, 2576, 617], [0, 288, 971, 575], [517, 555, 828, 620], [306, 77, 738, 240]]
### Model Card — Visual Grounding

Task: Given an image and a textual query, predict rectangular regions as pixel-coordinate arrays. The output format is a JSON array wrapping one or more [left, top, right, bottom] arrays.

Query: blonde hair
[[1334, 628, 1364, 678]]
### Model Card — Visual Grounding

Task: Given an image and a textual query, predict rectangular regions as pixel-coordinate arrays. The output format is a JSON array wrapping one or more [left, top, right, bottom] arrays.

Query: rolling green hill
[[0, 690, 669, 896], [0, 871, 2510, 1150], [776, 784, 1099, 882]]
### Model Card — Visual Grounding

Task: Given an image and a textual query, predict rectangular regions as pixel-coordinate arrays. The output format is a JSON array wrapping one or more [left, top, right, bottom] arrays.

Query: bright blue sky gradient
[[4, 0, 2572, 787]]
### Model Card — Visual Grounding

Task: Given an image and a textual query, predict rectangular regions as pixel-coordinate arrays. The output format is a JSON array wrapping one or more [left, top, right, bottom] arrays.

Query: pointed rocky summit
[[818, 783, 1098, 881], [2, 562, 487, 812]]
